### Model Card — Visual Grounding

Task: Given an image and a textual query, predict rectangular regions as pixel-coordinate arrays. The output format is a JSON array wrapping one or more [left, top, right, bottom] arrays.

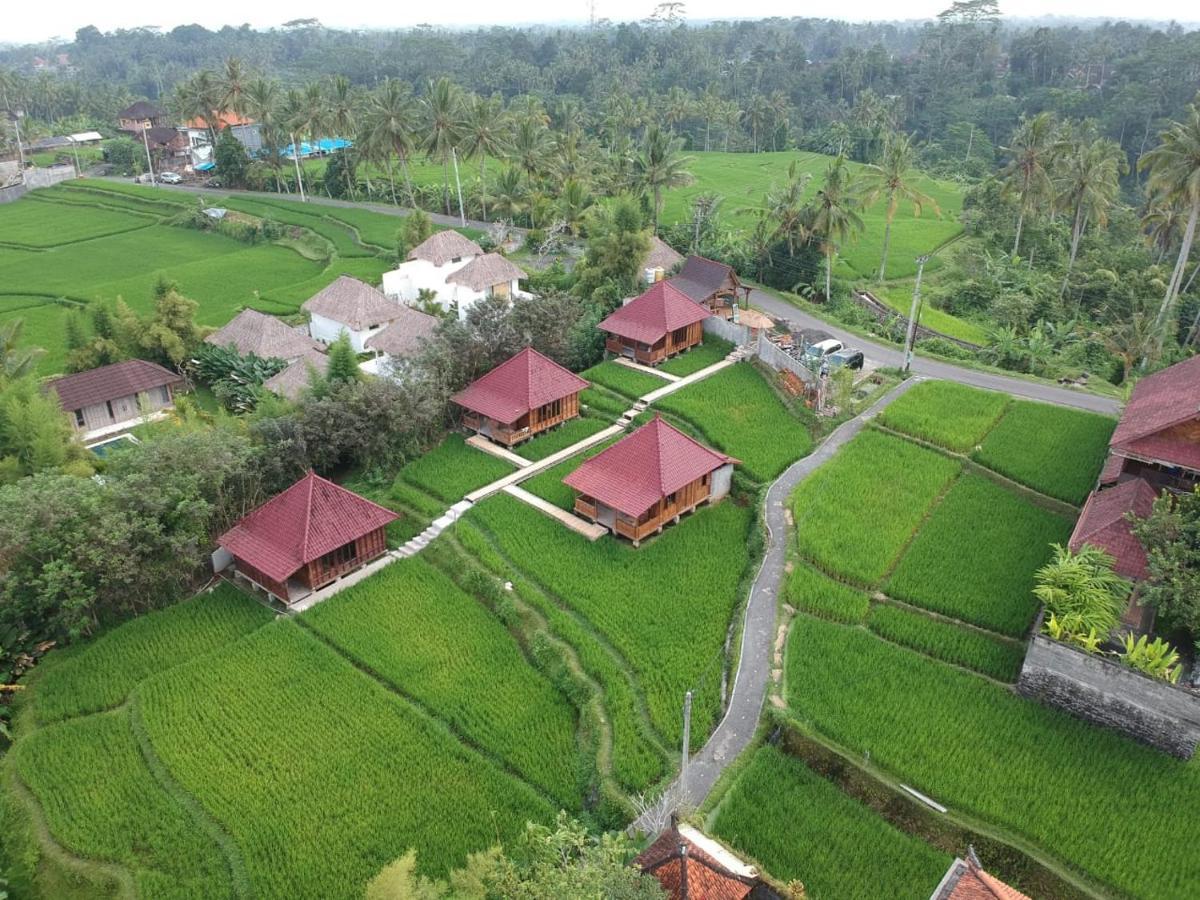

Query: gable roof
[[931, 857, 1032, 900], [564, 416, 736, 517], [118, 100, 166, 120], [635, 822, 760, 900], [217, 470, 397, 583], [364, 305, 440, 357], [445, 253, 527, 292], [450, 347, 588, 425], [407, 230, 484, 266], [1110, 355, 1200, 471], [186, 111, 254, 130], [599, 281, 711, 344], [262, 349, 329, 401], [644, 235, 685, 273], [49, 359, 182, 412], [302, 276, 406, 331], [142, 126, 186, 148], [1069, 478, 1159, 580], [668, 255, 738, 304], [206, 309, 322, 360]]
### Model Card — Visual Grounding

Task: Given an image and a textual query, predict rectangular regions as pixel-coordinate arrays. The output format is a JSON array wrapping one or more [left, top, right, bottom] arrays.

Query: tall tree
[[421, 77, 463, 216], [810, 156, 865, 301], [0, 319, 44, 383], [1054, 135, 1126, 297], [460, 94, 508, 221], [859, 133, 940, 281], [218, 57, 249, 122], [633, 125, 694, 234], [998, 112, 1058, 257], [765, 161, 813, 257], [364, 78, 420, 209]]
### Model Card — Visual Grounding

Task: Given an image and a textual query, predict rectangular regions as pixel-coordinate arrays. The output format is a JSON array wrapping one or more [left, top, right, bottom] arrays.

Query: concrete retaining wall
[[0, 165, 76, 204], [1018, 631, 1200, 759], [0, 182, 29, 204], [756, 337, 815, 385], [704, 315, 751, 346]]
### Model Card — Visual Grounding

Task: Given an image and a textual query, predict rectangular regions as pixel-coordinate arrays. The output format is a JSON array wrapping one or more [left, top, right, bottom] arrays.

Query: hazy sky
[[7, 1, 1198, 46]]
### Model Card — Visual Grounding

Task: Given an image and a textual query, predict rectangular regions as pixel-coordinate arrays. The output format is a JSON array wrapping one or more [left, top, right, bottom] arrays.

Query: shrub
[[1033, 543, 1129, 640]]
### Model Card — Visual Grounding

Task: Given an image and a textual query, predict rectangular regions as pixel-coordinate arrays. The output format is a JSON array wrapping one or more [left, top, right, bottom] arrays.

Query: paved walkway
[[747, 287, 1120, 415], [466, 435, 534, 468], [502, 485, 608, 540], [615, 357, 680, 382], [633, 376, 923, 832]]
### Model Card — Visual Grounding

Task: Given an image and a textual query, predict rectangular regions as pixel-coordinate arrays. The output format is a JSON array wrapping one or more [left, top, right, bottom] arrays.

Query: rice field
[[512, 415, 612, 461], [785, 615, 1200, 900], [656, 336, 733, 377], [396, 433, 515, 502], [876, 381, 1010, 452], [521, 436, 621, 510], [784, 561, 870, 624], [579, 360, 667, 399], [973, 401, 1117, 505], [0, 199, 153, 248], [654, 363, 814, 482], [580, 385, 631, 418], [865, 604, 1025, 682], [885, 474, 1071, 637], [711, 744, 951, 900]]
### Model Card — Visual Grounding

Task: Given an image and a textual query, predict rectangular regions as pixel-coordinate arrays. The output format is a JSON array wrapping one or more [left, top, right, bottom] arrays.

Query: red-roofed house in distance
[[217, 470, 397, 605], [564, 415, 737, 546], [635, 818, 784, 900], [599, 281, 711, 367], [667, 254, 750, 319], [451, 347, 589, 447]]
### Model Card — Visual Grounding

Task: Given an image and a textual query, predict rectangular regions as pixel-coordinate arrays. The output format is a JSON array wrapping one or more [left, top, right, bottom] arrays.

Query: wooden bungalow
[[564, 415, 737, 546], [217, 470, 397, 605], [667, 254, 750, 319], [49, 358, 184, 444], [599, 281, 710, 367], [931, 852, 1031, 900], [450, 347, 589, 447]]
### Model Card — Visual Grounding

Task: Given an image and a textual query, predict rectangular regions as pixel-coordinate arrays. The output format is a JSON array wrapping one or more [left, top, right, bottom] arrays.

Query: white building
[[361, 304, 441, 377], [382, 231, 530, 320], [302, 276, 410, 353]]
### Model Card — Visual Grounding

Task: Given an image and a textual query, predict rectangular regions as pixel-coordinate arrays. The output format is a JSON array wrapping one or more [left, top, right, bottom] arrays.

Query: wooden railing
[[575, 498, 598, 520]]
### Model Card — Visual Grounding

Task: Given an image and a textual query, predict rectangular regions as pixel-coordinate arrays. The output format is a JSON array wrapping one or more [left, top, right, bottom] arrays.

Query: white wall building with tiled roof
[[381, 232, 530, 320]]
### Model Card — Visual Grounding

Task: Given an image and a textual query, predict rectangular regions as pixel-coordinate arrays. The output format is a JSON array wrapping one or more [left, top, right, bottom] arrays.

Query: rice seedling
[[792, 430, 961, 585], [785, 562, 870, 624], [876, 381, 1010, 452], [712, 745, 951, 900], [654, 364, 814, 482], [785, 616, 1200, 900], [886, 475, 1071, 637], [656, 337, 733, 377], [580, 385, 630, 418], [513, 415, 611, 461], [520, 436, 621, 510], [866, 604, 1025, 681], [220, 197, 372, 258], [0, 200, 152, 248], [302, 557, 582, 805], [396, 433, 514, 503], [973, 401, 1116, 505], [579, 360, 667, 399]]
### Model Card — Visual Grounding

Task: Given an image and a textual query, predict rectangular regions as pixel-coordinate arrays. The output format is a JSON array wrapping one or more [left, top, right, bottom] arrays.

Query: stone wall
[[756, 336, 816, 386], [703, 315, 751, 346], [1018, 630, 1200, 759]]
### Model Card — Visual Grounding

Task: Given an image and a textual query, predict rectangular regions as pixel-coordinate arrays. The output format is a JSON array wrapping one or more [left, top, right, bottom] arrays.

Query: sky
[[6, 1, 1198, 46]]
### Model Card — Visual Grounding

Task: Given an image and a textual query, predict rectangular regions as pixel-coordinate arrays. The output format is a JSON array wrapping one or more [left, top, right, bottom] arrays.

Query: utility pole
[[68, 137, 82, 178], [451, 147, 466, 227], [902, 255, 930, 373], [680, 690, 692, 803], [291, 133, 306, 202], [11, 111, 27, 178], [140, 125, 156, 183]]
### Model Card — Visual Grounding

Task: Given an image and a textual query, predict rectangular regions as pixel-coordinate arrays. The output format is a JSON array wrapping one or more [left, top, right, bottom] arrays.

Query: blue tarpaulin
[[194, 161, 215, 172], [282, 137, 352, 159]]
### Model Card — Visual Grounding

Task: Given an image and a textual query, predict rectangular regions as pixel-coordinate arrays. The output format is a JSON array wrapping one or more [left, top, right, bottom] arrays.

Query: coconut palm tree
[[363, 78, 419, 209], [859, 133, 940, 281], [218, 57, 249, 123], [420, 77, 463, 216], [510, 118, 551, 182], [764, 160, 812, 257], [279, 86, 322, 201], [460, 94, 507, 221], [741, 95, 771, 153], [810, 156, 865, 301], [998, 112, 1058, 257], [1054, 136, 1126, 297], [490, 168, 528, 224], [557, 178, 594, 236], [241, 77, 285, 192], [1139, 103, 1200, 353], [325, 75, 359, 198], [174, 71, 225, 144], [1142, 201, 1183, 264], [633, 125, 694, 234], [0, 319, 43, 384]]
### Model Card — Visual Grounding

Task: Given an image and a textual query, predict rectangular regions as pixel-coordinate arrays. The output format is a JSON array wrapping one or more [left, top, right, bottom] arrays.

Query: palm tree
[[490, 168, 528, 224], [1054, 136, 1126, 297], [242, 77, 285, 191], [557, 178, 594, 235], [1142, 201, 1183, 264], [218, 57, 249, 123], [859, 133, 940, 281], [174, 71, 224, 144], [1139, 103, 1200, 353], [0, 319, 43, 384], [325, 75, 359, 198], [420, 77, 463, 216], [741, 95, 771, 153], [510, 118, 551, 181], [460, 94, 507, 221], [633, 125, 695, 234], [810, 156, 865, 301], [279, 87, 321, 201], [363, 78, 419, 209], [998, 112, 1058, 257], [764, 160, 812, 256]]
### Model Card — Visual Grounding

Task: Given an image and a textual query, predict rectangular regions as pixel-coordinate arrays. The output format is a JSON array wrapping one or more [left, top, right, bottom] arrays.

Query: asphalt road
[[748, 287, 1121, 415]]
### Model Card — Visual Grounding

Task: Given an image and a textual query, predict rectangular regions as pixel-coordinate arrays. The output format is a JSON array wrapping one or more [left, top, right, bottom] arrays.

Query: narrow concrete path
[[502, 485, 608, 540], [747, 287, 1120, 415], [633, 376, 922, 832], [615, 357, 680, 382], [640, 359, 735, 404]]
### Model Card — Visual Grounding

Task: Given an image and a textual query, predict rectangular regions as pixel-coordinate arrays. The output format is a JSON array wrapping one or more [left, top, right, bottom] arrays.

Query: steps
[[393, 500, 473, 558]]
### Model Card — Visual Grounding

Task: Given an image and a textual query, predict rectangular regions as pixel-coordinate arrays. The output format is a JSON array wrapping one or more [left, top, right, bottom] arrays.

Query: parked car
[[802, 338, 844, 363], [827, 348, 865, 371], [157, 171, 182, 184]]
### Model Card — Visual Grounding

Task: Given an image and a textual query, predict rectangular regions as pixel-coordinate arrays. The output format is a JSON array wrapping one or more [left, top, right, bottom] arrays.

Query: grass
[[219, 196, 371, 258], [870, 283, 991, 346], [521, 436, 622, 510], [137, 620, 555, 895], [656, 336, 733, 376], [865, 604, 1025, 682], [973, 401, 1117, 505], [0, 200, 152, 248], [580, 360, 667, 399], [580, 385, 631, 418], [302, 557, 582, 806], [395, 433, 515, 503], [785, 615, 1200, 900], [784, 562, 870, 624], [711, 745, 951, 900], [470, 493, 755, 748], [654, 363, 814, 482], [886, 474, 1072, 637], [877, 381, 1010, 453], [792, 430, 961, 585], [512, 415, 611, 461]]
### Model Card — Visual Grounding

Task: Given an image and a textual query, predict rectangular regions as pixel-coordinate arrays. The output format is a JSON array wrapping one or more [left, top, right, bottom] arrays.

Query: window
[[105, 400, 115, 420], [541, 398, 563, 419], [666, 491, 678, 505], [158, 386, 171, 403], [672, 326, 690, 345], [451, 255, 462, 263], [74, 409, 85, 428], [319, 541, 358, 572]]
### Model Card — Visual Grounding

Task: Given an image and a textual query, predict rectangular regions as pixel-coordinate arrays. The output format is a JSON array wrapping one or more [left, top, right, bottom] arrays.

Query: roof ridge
[[299, 470, 316, 562]]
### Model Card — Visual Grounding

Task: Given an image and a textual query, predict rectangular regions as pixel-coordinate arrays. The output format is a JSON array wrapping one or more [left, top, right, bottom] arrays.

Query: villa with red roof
[[564, 415, 737, 546], [599, 281, 711, 366], [450, 347, 589, 447], [217, 470, 397, 605], [635, 819, 782, 900], [930, 852, 1031, 900]]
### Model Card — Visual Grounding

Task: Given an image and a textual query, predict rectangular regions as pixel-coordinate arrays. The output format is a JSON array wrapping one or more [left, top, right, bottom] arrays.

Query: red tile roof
[[635, 823, 758, 900], [1069, 478, 1159, 580], [450, 347, 588, 425], [1099, 453, 1125, 485], [564, 416, 736, 517], [599, 281, 711, 344], [49, 359, 182, 412], [1110, 355, 1200, 471], [933, 857, 1032, 900], [217, 471, 397, 583], [668, 255, 738, 304], [186, 111, 255, 130]]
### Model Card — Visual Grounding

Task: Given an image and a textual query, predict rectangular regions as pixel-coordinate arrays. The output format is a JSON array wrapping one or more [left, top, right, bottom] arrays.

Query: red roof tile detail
[[1110, 355, 1200, 469], [599, 281, 710, 344], [635, 825, 756, 900], [450, 347, 588, 425], [217, 471, 397, 583], [564, 416, 735, 517], [1099, 453, 1124, 485], [1122, 431, 1200, 472], [1069, 478, 1159, 580], [49, 359, 182, 411], [936, 858, 1032, 900]]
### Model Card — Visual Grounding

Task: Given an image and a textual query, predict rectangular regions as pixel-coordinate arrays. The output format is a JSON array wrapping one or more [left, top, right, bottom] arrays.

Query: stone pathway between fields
[[632, 376, 922, 834]]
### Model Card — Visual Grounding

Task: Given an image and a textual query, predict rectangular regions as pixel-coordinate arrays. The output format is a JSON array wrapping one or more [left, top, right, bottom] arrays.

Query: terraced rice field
[[877, 380, 1010, 452]]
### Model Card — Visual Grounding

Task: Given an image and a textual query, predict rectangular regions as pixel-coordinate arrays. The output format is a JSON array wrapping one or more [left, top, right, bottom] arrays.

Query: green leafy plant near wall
[[1118, 633, 1183, 683], [1033, 544, 1128, 649]]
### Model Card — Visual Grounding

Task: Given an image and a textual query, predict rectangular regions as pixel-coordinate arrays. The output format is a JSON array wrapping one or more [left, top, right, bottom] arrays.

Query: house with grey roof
[[381, 231, 528, 320], [205, 309, 322, 362], [302, 275, 409, 353], [362, 304, 440, 377]]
